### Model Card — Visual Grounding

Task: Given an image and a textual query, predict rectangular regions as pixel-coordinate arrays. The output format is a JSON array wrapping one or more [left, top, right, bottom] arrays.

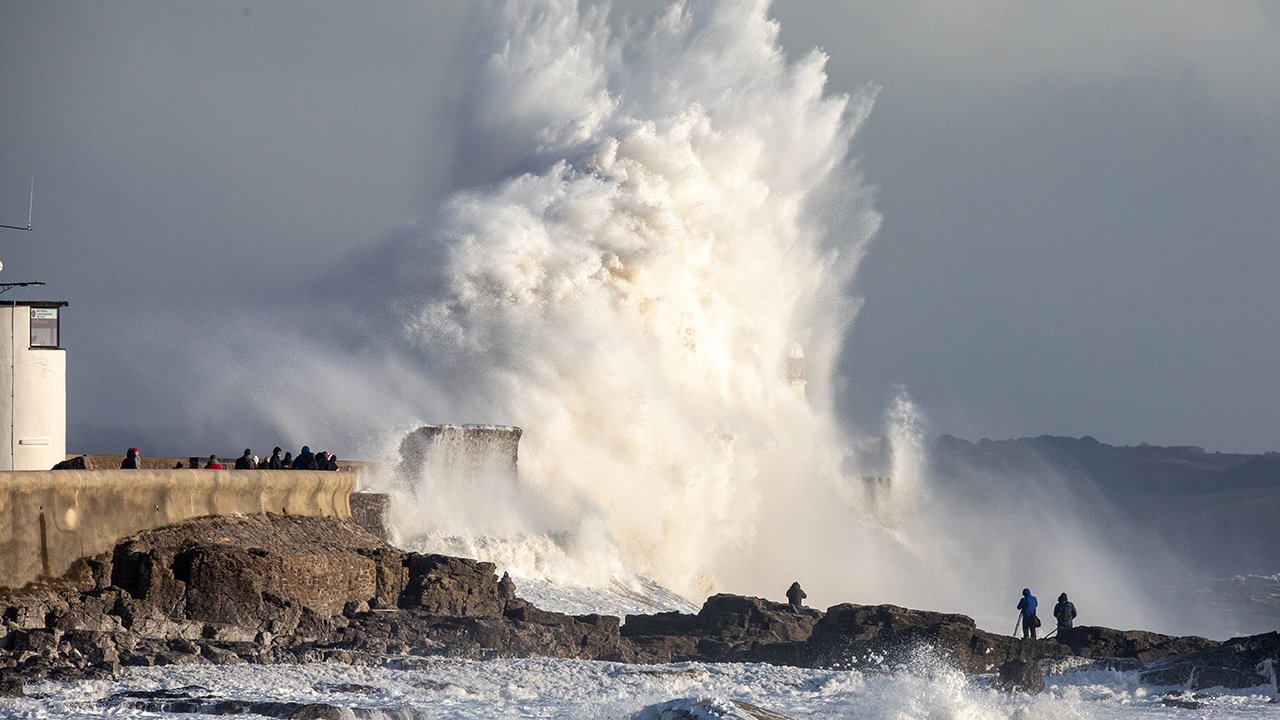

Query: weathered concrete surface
[[349, 492, 390, 540], [0, 470, 354, 590], [395, 424, 521, 484]]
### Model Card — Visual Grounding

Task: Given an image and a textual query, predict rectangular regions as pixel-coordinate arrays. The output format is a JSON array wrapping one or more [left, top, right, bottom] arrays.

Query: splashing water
[[360, 0, 1194, 639], [374, 0, 905, 606]]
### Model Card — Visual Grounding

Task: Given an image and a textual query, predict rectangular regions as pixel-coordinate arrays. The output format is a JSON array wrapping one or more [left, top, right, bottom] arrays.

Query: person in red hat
[[120, 447, 141, 469]]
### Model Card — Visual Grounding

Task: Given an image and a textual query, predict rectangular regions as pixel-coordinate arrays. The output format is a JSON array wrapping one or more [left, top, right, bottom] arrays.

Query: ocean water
[[3, 654, 1276, 719], [9, 1, 1273, 716]]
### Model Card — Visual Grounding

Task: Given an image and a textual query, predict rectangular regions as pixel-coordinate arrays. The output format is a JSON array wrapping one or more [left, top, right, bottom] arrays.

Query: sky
[[1, 0, 1277, 457]]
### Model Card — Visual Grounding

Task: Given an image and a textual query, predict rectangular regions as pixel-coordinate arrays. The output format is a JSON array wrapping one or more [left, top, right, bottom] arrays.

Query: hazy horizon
[[1, 0, 1276, 457]]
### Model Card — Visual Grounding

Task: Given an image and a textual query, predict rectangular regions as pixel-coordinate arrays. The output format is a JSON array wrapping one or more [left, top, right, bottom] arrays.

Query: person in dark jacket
[[292, 446, 317, 470], [234, 448, 255, 470], [1017, 588, 1039, 639], [1053, 592, 1077, 638], [282, 451, 293, 468], [786, 581, 807, 610], [497, 572, 516, 600], [120, 447, 141, 469], [325, 453, 339, 471], [267, 447, 284, 470]]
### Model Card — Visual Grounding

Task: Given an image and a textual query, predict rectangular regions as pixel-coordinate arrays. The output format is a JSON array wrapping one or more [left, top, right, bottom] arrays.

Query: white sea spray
[[381, 0, 892, 606]]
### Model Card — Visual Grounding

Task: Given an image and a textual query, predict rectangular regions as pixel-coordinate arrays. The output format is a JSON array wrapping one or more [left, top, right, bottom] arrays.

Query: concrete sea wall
[[0, 469, 354, 590]]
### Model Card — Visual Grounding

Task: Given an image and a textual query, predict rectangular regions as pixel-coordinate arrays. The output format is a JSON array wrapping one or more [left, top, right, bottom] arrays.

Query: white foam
[[6, 657, 1276, 719], [368, 0, 962, 620]]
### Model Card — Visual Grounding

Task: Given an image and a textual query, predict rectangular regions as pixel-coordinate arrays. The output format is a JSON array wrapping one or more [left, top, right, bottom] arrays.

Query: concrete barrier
[[0, 469, 355, 590]]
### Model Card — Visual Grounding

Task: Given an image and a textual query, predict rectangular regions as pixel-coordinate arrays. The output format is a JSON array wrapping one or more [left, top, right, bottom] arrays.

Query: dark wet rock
[[627, 633, 701, 664], [2, 513, 1276, 690], [624, 594, 821, 664], [50, 596, 124, 633], [313, 682, 382, 694], [153, 649, 205, 666], [7, 627, 60, 657], [51, 455, 88, 470], [343, 599, 371, 617], [730, 699, 798, 720], [993, 658, 1044, 694], [1, 588, 69, 630], [504, 601, 633, 661], [624, 610, 703, 638], [1141, 631, 1280, 689], [634, 697, 797, 720], [109, 515, 400, 635], [400, 554, 503, 617], [199, 643, 247, 665], [0, 675, 24, 697], [1058, 625, 1215, 661], [805, 603, 999, 672], [62, 629, 123, 666], [698, 594, 821, 646], [1160, 691, 1207, 709]]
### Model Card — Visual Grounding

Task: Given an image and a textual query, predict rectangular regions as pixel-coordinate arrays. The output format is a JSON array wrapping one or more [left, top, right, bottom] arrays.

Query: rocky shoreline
[[1, 514, 1276, 702]]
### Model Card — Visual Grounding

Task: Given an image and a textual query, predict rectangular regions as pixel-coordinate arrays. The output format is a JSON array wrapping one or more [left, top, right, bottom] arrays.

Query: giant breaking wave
[[353, 0, 1170, 637], [374, 0, 904, 605]]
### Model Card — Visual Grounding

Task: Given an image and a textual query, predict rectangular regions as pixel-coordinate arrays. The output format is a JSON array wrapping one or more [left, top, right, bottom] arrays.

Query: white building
[[0, 301, 67, 470]]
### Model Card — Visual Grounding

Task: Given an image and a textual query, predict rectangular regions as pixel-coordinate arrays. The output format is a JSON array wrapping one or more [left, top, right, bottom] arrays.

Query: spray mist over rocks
[[377, 0, 906, 604], [373, 0, 1170, 634]]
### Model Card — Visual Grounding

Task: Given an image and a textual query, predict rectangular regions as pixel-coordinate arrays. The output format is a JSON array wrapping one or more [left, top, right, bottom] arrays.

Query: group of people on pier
[[119, 446, 341, 471]]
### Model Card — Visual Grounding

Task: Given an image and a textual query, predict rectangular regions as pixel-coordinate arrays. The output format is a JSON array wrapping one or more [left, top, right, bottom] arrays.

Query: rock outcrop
[[624, 593, 821, 664], [0, 514, 1274, 697], [993, 659, 1045, 694], [1140, 631, 1280, 689]]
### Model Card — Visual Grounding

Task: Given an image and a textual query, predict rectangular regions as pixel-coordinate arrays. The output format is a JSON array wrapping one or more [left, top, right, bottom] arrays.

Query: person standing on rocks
[[1017, 588, 1039, 639], [120, 447, 141, 469], [786, 581, 807, 610], [497, 572, 516, 601], [1053, 592, 1077, 639]]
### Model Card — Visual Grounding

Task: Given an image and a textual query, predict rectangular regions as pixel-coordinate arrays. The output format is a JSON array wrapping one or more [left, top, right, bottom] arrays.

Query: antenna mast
[[0, 178, 33, 231], [0, 177, 44, 289]]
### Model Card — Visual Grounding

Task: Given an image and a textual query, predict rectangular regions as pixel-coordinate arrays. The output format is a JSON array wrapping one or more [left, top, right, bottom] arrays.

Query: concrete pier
[[0, 469, 354, 589]]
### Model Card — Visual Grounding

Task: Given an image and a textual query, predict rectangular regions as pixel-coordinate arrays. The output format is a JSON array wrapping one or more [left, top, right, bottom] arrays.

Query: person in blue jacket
[[1017, 588, 1039, 639]]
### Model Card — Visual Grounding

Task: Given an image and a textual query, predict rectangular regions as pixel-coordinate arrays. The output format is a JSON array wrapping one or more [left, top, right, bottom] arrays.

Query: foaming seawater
[[5, 657, 1275, 719]]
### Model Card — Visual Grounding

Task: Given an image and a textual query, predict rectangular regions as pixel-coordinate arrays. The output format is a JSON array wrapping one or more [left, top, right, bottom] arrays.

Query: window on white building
[[30, 307, 59, 348]]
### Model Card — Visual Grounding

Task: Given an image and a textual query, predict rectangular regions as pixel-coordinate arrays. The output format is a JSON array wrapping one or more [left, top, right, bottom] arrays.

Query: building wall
[[0, 469, 354, 589], [0, 304, 67, 471]]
